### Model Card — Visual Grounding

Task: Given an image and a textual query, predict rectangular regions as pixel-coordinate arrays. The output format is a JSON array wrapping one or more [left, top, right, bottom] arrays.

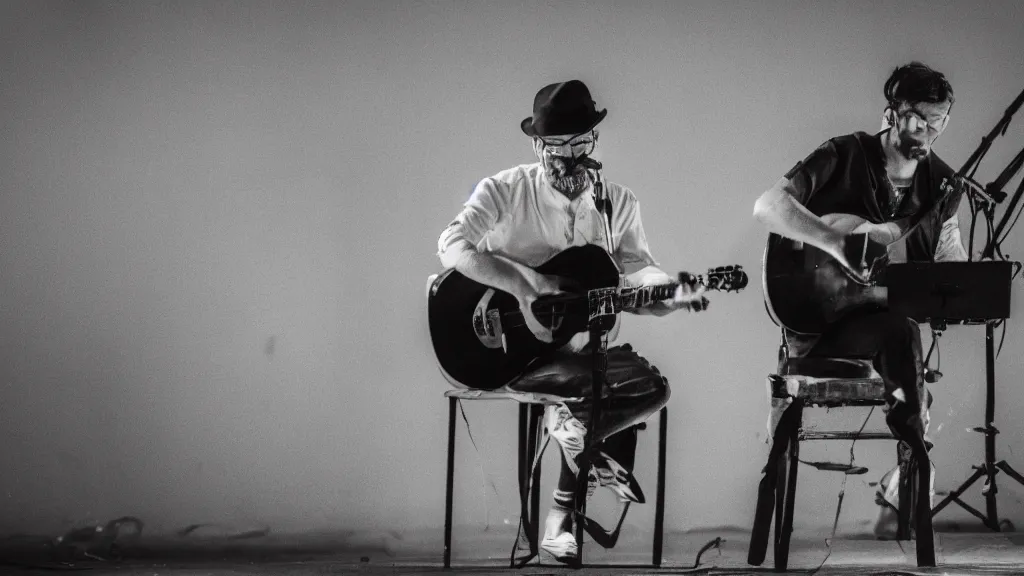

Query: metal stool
[[441, 388, 668, 568], [748, 355, 935, 571]]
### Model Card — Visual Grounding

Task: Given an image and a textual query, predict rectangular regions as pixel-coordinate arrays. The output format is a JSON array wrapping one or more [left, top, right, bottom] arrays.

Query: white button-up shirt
[[438, 162, 658, 272]]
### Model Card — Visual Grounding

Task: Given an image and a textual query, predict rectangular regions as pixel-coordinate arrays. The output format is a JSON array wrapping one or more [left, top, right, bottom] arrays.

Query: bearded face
[[888, 100, 951, 161], [533, 131, 598, 197]]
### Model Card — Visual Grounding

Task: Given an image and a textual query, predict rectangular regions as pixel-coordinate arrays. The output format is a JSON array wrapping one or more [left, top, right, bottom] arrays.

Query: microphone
[[576, 156, 603, 171], [987, 185, 1008, 203], [964, 176, 1004, 205], [575, 156, 609, 216]]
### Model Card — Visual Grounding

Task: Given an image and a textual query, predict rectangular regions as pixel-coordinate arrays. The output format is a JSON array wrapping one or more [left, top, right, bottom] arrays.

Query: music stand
[[930, 87, 1024, 531]]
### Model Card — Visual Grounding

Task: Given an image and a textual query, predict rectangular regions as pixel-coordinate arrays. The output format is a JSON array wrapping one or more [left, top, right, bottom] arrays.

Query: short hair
[[883, 61, 955, 111]]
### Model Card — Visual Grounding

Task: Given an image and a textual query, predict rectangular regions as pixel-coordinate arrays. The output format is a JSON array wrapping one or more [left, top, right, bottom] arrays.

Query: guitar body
[[427, 244, 621, 390], [763, 213, 895, 335]]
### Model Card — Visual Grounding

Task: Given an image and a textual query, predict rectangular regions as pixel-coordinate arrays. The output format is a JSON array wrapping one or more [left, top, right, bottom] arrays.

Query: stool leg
[[518, 404, 528, 502], [653, 406, 667, 567], [528, 404, 543, 553], [444, 397, 457, 568], [513, 403, 528, 568], [774, 402, 802, 572]]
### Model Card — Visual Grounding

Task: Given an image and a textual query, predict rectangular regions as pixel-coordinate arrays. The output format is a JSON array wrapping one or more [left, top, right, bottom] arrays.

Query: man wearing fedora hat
[[437, 79, 706, 562]]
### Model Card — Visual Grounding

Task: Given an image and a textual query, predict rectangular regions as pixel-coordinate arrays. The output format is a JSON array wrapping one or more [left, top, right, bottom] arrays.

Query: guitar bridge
[[471, 289, 504, 349]]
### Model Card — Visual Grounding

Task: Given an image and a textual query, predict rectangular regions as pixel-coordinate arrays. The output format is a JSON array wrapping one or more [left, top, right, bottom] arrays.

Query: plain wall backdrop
[[2, 0, 1024, 545]]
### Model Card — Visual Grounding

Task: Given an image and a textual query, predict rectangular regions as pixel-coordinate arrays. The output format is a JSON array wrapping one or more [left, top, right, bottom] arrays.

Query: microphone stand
[[981, 146, 1024, 259], [570, 159, 611, 568], [930, 86, 1024, 532]]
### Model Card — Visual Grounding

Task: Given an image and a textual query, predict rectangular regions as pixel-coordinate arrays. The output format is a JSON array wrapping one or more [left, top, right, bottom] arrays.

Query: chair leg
[[897, 440, 912, 540], [748, 401, 801, 567], [748, 450, 779, 566], [444, 397, 457, 569], [915, 453, 935, 566], [653, 406, 667, 567], [895, 437, 936, 566], [774, 402, 802, 572], [913, 443, 935, 566]]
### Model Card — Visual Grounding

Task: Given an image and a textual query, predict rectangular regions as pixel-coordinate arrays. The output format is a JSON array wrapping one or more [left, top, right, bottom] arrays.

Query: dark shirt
[[777, 130, 966, 355]]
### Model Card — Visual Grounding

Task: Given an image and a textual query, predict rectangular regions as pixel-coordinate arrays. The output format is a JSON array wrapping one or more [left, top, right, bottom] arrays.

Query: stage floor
[[3, 526, 1024, 575]]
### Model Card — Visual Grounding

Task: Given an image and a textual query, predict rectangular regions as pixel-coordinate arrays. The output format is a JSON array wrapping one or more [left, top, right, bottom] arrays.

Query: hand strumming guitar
[[830, 232, 888, 285], [515, 270, 564, 343]]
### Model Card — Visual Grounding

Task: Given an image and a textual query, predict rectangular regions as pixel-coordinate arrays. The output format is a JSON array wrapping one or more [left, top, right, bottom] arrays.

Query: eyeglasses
[[897, 108, 947, 134], [538, 132, 597, 158]]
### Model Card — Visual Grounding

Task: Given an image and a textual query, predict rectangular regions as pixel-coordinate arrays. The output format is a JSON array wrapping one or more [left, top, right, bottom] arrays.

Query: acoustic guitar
[[762, 173, 968, 334], [761, 214, 901, 335], [427, 243, 748, 390]]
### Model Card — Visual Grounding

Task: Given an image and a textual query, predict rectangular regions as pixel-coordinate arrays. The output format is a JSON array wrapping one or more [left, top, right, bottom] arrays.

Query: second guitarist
[[436, 80, 707, 563], [752, 62, 967, 537]]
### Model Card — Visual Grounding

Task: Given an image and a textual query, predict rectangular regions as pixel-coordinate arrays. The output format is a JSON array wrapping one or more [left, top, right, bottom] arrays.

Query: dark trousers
[[796, 310, 935, 522], [507, 343, 670, 447], [506, 343, 669, 491], [800, 310, 930, 438]]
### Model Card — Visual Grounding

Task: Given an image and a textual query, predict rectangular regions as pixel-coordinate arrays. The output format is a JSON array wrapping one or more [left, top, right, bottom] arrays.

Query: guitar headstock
[[690, 265, 748, 293]]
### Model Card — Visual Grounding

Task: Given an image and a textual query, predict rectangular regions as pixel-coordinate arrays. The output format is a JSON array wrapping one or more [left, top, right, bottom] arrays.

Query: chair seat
[[444, 388, 585, 404], [769, 373, 887, 407], [781, 356, 878, 379]]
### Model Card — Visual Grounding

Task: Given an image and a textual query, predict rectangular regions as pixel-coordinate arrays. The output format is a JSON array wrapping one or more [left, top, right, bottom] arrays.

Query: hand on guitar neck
[[625, 266, 709, 316]]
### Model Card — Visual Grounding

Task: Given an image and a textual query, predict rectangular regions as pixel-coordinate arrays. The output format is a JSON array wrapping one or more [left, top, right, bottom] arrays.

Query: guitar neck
[[619, 280, 686, 311]]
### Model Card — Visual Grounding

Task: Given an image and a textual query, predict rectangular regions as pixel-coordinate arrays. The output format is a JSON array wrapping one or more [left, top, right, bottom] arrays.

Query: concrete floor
[[2, 526, 1024, 575]]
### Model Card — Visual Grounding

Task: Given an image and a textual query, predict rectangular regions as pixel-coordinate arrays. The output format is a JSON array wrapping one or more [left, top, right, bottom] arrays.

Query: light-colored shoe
[[541, 504, 577, 563], [541, 531, 578, 563], [590, 451, 645, 504]]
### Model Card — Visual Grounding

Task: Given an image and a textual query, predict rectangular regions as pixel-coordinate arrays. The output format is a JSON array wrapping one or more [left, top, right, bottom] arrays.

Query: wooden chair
[[747, 350, 935, 571]]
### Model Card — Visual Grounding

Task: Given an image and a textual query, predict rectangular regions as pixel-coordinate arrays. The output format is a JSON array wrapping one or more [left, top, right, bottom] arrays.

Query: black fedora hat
[[520, 80, 607, 137]]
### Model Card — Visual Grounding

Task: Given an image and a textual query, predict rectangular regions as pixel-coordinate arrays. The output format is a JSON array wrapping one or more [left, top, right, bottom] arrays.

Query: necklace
[[887, 177, 910, 218]]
